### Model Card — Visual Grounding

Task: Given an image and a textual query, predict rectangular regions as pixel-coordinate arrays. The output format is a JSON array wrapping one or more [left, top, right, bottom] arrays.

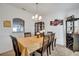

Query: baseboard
[[0, 49, 13, 55]]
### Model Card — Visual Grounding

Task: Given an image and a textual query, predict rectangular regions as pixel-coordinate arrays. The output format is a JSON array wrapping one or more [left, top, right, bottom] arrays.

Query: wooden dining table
[[17, 36, 44, 56]]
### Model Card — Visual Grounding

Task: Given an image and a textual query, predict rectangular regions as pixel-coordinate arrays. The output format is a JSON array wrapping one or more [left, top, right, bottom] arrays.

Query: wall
[[43, 11, 67, 45], [0, 4, 34, 54]]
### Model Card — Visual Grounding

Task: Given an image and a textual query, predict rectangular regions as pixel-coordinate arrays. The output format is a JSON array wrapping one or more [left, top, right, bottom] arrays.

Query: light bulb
[[35, 14, 38, 19], [39, 16, 42, 20], [32, 16, 34, 19]]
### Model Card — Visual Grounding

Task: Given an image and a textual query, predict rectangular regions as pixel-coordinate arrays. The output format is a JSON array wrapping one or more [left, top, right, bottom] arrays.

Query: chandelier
[[32, 3, 42, 21]]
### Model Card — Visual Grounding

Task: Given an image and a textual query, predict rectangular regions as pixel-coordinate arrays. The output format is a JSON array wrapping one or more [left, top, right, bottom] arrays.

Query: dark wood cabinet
[[66, 33, 73, 50], [35, 22, 45, 35], [66, 15, 79, 52]]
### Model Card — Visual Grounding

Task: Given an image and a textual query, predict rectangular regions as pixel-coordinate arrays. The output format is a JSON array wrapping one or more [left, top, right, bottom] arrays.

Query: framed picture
[[50, 19, 60, 26], [3, 20, 11, 27], [50, 19, 63, 26]]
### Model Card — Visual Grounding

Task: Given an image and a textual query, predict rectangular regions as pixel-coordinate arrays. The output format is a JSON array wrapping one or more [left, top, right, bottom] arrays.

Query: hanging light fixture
[[32, 3, 42, 21]]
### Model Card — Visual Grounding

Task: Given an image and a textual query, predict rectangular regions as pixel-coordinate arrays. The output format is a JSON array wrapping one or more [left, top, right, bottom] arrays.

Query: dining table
[[17, 36, 44, 56]]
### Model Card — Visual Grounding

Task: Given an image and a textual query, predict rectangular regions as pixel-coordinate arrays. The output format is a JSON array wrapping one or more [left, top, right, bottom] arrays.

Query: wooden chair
[[47, 32, 56, 47], [47, 32, 52, 54], [36, 35, 49, 56], [51, 33, 55, 50], [10, 35, 21, 56], [24, 32, 31, 37], [52, 33, 56, 47]]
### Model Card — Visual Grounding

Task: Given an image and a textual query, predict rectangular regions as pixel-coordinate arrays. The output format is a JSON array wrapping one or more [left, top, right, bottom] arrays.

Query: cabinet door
[[73, 34, 79, 51], [35, 22, 44, 35]]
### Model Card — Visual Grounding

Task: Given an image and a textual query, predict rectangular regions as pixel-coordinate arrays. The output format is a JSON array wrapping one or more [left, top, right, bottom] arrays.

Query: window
[[13, 18, 24, 32]]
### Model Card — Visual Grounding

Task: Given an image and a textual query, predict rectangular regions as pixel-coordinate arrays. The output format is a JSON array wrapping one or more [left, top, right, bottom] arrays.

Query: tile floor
[[0, 45, 79, 56]]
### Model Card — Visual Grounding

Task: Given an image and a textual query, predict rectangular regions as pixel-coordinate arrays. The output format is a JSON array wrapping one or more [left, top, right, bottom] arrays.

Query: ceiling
[[8, 3, 79, 16]]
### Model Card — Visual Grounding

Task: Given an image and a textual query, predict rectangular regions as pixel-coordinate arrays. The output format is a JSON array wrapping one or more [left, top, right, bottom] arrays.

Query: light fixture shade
[[35, 14, 38, 19], [32, 16, 35, 19], [39, 16, 42, 20], [32, 3, 42, 21]]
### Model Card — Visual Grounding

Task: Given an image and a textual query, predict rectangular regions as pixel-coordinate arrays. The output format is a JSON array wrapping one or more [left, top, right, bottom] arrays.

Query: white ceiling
[[8, 3, 79, 16]]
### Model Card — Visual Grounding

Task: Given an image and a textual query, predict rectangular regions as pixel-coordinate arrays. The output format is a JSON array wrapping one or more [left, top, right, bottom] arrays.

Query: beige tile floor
[[0, 45, 79, 56]]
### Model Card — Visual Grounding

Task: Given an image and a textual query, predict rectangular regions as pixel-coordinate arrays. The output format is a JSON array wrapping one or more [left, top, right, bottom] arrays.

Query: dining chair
[[47, 32, 53, 54], [51, 33, 55, 50], [52, 33, 56, 47], [10, 35, 21, 56], [24, 32, 31, 37], [36, 35, 49, 56], [47, 32, 56, 46]]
